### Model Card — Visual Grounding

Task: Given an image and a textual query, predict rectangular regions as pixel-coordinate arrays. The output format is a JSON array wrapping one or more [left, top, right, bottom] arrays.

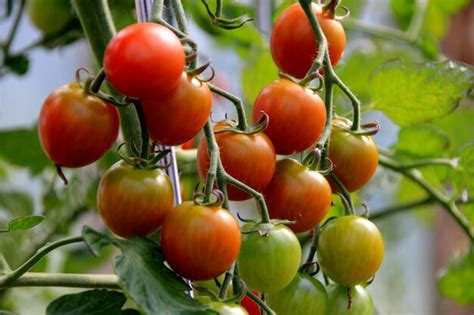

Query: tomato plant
[[237, 224, 302, 293], [160, 201, 241, 281], [267, 273, 327, 315], [326, 284, 374, 315], [104, 22, 185, 98], [38, 82, 119, 168], [264, 158, 332, 233], [317, 216, 384, 286], [252, 79, 326, 155], [197, 124, 276, 200], [270, 3, 346, 78], [97, 161, 174, 238], [141, 73, 212, 146], [206, 301, 248, 315], [27, 0, 72, 34]]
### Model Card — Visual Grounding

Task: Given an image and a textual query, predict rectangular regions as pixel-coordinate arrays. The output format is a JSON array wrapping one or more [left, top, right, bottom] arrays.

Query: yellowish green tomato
[[325, 285, 374, 315], [27, 0, 71, 34], [206, 301, 248, 315]]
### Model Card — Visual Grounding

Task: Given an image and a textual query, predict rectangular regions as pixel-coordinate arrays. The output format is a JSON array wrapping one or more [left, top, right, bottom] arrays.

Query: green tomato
[[207, 301, 248, 315], [27, 0, 71, 34], [267, 273, 327, 315], [326, 285, 374, 315], [237, 224, 302, 293]]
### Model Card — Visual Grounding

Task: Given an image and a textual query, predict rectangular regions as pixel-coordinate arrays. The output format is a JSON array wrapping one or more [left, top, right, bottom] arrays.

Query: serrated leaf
[[394, 124, 450, 158], [2, 215, 44, 233], [438, 246, 474, 305], [46, 289, 139, 315], [371, 60, 474, 126]]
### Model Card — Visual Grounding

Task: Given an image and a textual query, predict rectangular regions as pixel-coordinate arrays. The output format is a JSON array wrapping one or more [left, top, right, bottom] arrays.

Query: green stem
[[0, 272, 120, 289], [2, 0, 25, 52], [305, 225, 320, 264], [0, 236, 83, 287], [150, 0, 165, 20], [208, 83, 248, 131], [170, 0, 189, 33], [215, 0, 223, 17], [216, 162, 229, 210], [133, 101, 149, 159], [370, 197, 433, 220], [218, 263, 234, 299], [333, 75, 361, 131], [203, 120, 219, 203], [393, 158, 459, 170], [328, 172, 355, 215], [246, 290, 275, 315]]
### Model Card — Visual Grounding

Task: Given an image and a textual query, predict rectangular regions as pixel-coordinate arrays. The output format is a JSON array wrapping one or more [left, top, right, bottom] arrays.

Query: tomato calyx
[[321, 0, 350, 21], [186, 60, 215, 82], [241, 220, 294, 237], [117, 142, 172, 170], [298, 261, 321, 277], [200, 0, 253, 30], [193, 188, 225, 208], [278, 70, 324, 91], [333, 116, 380, 136], [214, 113, 269, 136]]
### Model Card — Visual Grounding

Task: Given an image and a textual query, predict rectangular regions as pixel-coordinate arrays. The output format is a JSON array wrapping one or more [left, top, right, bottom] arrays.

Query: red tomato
[[264, 159, 332, 233], [104, 22, 185, 98], [197, 124, 276, 201], [161, 201, 241, 281], [252, 79, 326, 155], [240, 292, 260, 315], [38, 83, 119, 168], [97, 161, 174, 238], [141, 73, 211, 146], [271, 3, 346, 78]]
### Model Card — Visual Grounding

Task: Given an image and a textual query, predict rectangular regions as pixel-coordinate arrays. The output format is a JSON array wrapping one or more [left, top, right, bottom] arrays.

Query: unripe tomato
[[104, 23, 185, 98], [264, 159, 332, 233], [328, 122, 378, 192], [252, 79, 326, 155], [161, 201, 241, 281], [197, 125, 276, 201], [271, 3, 346, 78], [27, 0, 71, 34], [326, 284, 374, 315], [97, 161, 174, 238], [206, 301, 248, 315], [141, 73, 211, 146], [267, 273, 328, 315], [38, 83, 119, 168], [237, 225, 301, 293], [317, 216, 384, 286]]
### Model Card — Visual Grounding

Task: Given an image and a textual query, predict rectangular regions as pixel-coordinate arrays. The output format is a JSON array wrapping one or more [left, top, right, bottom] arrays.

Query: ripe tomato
[[270, 3, 346, 78], [197, 125, 276, 201], [264, 159, 332, 233], [237, 224, 301, 293], [267, 273, 327, 315], [240, 292, 260, 315], [252, 79, 326, 155], [141, 73, 211, 146], [161, 201, 241, 281], [206, 301, 248, 315], [104, 22, 185, 98], [38, 83, 119, 168], [317, 216, 384, 286], [97, 161, 174, 238], [27, 0, 71, 34], [328, 121, 378, 192], [326, 284, 374, 315]]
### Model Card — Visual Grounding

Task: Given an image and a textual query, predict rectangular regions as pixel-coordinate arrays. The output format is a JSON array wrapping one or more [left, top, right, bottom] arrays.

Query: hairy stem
[[0, 272, 120, 289], [208, 83, 248, 131], [202, 120, 219, 202], [246, 289, 275, 315]]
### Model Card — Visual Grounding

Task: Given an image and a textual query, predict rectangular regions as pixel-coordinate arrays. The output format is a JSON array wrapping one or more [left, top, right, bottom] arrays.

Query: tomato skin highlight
[[326, 284, 374, 315], [141, 73, 212, 146], [328, 123, 378, 193], [267, 273, 328, 315], [252, 79, 326, 155], [237, 225, 302, 293], [206, 301, 249, 315], [270, 3, 346, 78], [197, 125, 276, 201], [97, 161, 174, 238], [104, 22, 185, 98], [317, 216, 384, 286], [161, 201, 241, 281], [38, 83, 119, 168], [264, 159, 332, 233]]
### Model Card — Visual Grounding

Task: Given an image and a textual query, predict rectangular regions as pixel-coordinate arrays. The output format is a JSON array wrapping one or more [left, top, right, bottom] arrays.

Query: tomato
[[240, 292, 260, 315], [197, 125, 276, 201], [97, 161, 174, 238], [270, 3, 346, 78], [264, 159, 332, 233], [237, 224, 301, 293], [267, 273, 327, 315], [141, 73, 211, 146], [328, 121, 378, 192], [326, 284, 374, 315], [161, 201, 241, 281], [252, 79, 326, 155], [104, 23, 185, 99], [27, 0, 71, 34], [206, 301, 248, 315], [317, 216, 384, 286], [38, 83, 119, 168]]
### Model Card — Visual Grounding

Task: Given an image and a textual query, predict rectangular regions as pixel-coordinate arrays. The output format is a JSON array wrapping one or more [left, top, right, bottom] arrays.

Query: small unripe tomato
[[27, 0, 71, 34], [326, 284, 374, 315]]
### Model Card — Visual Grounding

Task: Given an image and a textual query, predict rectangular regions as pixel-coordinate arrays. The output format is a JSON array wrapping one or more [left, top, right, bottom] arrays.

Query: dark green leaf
[[4, 54, 29, 75], [46, 289, 139, 315], [0, 190, 34, 217], [438, 246, 474, 305], [82, 226, 114, 256], [394, 124, 450, 158], [371, 60, 474, 126], [4, 215, 44, 232]]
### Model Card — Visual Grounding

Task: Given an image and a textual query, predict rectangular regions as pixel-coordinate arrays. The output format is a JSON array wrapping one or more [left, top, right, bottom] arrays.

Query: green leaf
[[82, 226, 114, 256], [1, 215, 44, 233], [434, 108, 474, 154], [394, 124, 450, 158], [371, 60, 474, 126], [46, 289, 139, 315], [458, 144, 474, 194], [0, 190, 34, 217], [4, 54, 29, 76], [0, 126, 51, 175], [438, 246, 474, 305]]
